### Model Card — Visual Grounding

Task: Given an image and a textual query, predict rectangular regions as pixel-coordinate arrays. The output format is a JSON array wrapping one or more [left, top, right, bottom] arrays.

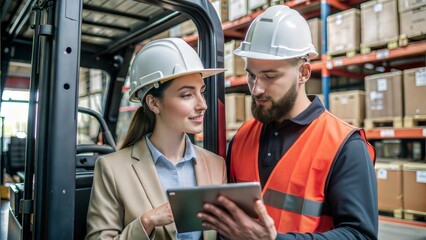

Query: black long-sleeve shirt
[[227, 96, 378, 240]]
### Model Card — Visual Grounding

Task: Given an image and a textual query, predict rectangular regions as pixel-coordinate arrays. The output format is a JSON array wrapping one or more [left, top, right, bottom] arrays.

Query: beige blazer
[[86, 138, 227, 240]]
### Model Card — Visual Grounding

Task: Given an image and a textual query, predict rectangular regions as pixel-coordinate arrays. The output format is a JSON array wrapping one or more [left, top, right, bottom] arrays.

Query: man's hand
[[197, 196, 277, 240]]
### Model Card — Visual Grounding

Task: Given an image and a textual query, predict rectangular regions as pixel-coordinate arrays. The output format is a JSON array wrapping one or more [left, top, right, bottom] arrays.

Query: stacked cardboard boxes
[[327, 9, 361, 56], [402, 162, 426, 213], [375, 161, 404, 212], [226, 93, 253, 140], [398, 0, 426, 12], [400, 6, 426, 39], [248, 0, 267, 11], [403, 67, 426, 117], [308, 18, 322, 54], [219, 0, 248, 22], [399, 0, 426, 39], [365, 71, 403, 119], [225, 93, 246, 129], [375, 161, 426, 215], [245, 95, 253, 121], [330, 90, 365, 126], [212, 0, 266, 22], [224, 40, 246, 77], [360, 0, 399, 49]]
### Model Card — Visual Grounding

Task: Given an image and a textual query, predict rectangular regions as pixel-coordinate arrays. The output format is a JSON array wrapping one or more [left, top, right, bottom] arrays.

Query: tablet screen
[[167, 182, 261, 233]]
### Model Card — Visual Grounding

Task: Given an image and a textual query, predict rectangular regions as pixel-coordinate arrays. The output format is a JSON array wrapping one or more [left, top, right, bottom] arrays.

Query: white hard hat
[[234, 5, 318, 60], [129, 38, 225, 102]]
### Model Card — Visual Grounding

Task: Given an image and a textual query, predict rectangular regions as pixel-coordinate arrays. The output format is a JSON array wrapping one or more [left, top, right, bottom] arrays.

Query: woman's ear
[[145, 94, 160, 114], [298, 62, 311, 84]]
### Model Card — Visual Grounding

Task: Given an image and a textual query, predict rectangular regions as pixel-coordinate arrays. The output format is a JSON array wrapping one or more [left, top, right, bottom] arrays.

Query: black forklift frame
[[1, 0, 225, 239]]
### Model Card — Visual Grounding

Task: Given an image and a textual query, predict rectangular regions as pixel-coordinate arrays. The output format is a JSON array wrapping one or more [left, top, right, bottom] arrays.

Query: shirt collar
[[289, 95, 325, 125], [145, 133, 197, 164]]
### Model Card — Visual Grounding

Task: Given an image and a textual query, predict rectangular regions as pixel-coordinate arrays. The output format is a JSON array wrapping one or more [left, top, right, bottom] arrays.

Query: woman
[[86, 38, 227, 240]]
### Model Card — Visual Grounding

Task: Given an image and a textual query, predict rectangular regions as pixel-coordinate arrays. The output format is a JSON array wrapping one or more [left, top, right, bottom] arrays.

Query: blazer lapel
[[194, 147, 219, 240], [194, 146, 211, 186], [131, 138, 177, 239]]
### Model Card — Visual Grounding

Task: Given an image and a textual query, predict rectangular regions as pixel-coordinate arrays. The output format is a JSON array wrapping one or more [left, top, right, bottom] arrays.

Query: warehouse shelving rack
[[121, 0, 426, 140], [206, 0, 425, 141]]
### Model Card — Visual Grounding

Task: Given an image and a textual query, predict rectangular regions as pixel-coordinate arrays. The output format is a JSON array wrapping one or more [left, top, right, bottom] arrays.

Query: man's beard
[[251, 81, 298, 124]]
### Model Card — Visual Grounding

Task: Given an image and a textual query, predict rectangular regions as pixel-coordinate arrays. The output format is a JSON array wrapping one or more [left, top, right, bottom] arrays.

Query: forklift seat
[[6, 137, 26, 176], [74, 107, 116, 240]]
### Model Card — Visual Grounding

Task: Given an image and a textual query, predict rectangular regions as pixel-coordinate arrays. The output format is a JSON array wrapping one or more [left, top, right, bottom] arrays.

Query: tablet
[[166, 182, 261, 233]]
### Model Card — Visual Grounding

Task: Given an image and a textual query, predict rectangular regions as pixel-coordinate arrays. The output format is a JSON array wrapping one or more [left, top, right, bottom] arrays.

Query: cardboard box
[[245, 95, 253, 121], [222, 0, 248, 22], [308, 18, 322, 54], [226, 93, 246, 126], [330, 90, 365, 120], [375, 162, 404, 211], [330, 90, 366, 120], [365, 71, 403, 118], [248, 0, 267, 10], [327, 9, 361, 55], [400, 7, 426, 38], [224, 40, 246, 77], [403, 67, 426, 116], [398, 0, 426, 12], [361, 0, 399, 47], [403, 162, 426, 212]]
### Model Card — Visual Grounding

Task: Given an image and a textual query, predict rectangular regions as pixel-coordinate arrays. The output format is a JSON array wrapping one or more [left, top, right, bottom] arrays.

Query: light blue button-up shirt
[[146, 134, 202, 240]]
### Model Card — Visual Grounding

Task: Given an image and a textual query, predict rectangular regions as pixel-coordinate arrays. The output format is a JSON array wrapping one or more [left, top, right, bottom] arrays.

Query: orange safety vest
[[230, 110, 375, 234]]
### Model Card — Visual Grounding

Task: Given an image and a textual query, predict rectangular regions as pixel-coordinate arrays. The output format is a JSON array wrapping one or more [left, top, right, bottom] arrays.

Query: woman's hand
[[140, 203, 174, 235]]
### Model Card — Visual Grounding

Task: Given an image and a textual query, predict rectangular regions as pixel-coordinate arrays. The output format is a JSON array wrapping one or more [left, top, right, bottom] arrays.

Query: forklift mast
[[1, 0, 225, 239]]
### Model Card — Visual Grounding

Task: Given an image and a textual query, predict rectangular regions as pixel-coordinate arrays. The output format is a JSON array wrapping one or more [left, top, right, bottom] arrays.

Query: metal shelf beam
[[366, 128, 426, 139], [327, 42, 426, 69]]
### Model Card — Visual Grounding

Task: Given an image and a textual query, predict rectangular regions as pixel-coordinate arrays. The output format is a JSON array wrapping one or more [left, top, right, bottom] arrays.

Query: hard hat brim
[[129, 68, 226, 102], [234, 48, 319, 60]]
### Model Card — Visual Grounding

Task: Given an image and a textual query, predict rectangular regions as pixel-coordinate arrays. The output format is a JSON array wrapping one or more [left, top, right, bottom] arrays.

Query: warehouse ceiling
[[1, 0, 189, 57]]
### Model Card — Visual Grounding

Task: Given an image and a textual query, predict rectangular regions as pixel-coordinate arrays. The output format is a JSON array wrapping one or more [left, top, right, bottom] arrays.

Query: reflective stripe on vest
[[263, 189, 330, 217], [230, 110, 375, 233]]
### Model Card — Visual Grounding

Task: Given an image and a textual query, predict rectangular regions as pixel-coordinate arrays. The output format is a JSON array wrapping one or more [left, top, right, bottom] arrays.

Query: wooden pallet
[[404, 210, 426, 222], [364, 117, 403, 129], [404, 115, 426, 128], [342, 119, 363, 128], [327, 49, 359, 58], [379, 209, 404, 219], [360, 38, 399, 54], [399, 34, 426, 47]]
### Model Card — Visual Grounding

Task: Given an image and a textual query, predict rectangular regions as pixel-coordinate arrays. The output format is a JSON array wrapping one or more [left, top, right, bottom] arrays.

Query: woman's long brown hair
[[120, 80, 173, 149]]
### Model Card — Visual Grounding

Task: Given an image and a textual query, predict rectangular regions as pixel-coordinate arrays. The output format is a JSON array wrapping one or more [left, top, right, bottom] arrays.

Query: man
[[197, 5, 378, 240]]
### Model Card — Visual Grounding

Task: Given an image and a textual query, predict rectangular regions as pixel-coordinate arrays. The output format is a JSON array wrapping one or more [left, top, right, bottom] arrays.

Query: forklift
[[1, 0, 226, 239]]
